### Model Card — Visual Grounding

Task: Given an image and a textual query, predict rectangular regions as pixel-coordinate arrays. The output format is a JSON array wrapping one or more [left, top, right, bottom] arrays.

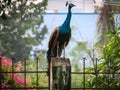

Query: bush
[[0, 53, 32, 89]]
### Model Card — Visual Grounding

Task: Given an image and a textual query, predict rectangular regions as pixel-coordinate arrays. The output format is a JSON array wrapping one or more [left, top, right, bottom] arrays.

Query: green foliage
[[86, 26, 120, 88], [0, 55, 32, 88], [0, 0, 48, 61], [96, 3, 120, 48], [69, 41, 87, 71], [25, 52, 48, 87], [71, 74, 83, 88], [0, 52, 48, 88], [25, 52, 47, 71], [70, 25, 120, 88], [103, 27, 120, 61], [0, 0, 11, 19]]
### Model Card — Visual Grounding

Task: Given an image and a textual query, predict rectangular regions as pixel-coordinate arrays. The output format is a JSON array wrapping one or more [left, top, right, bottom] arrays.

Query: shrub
[[0, 53, 32, 89]]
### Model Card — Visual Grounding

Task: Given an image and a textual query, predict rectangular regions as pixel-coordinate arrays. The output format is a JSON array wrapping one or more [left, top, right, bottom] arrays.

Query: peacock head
[[66, 1, 75, 8]]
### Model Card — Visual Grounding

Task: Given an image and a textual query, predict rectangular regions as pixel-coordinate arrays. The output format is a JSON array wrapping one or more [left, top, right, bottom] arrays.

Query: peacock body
[[47, 2, 75, 63]]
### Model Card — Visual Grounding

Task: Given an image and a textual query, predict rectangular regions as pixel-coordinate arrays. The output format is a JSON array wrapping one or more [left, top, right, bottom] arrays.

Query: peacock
[[47, 2, 75, 65]]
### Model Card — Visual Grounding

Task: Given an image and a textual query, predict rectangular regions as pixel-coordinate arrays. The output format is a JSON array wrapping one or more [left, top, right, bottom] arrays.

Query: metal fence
[[0, 57, 48, 90], [1, 57, 120, 90], [71, 58, 120, 90]]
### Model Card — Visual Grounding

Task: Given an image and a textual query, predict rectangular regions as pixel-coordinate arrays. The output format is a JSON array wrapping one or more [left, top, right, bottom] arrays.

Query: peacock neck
[[61, 7, 72, 27]]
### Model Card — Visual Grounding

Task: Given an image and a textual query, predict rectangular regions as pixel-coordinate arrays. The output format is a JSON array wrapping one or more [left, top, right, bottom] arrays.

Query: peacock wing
[[48, 26, 60, 48]]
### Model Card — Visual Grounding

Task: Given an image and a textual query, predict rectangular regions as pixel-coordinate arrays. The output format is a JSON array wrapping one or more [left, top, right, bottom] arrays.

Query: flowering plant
[[0, 53, 32, 89]]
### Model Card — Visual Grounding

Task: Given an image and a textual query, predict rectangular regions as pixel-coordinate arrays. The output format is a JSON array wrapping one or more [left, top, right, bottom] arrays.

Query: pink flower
[[0, 54, 32, 88], [16, 76, 24, 86], [1, 58, 12, 67], [16, 61, 22, 71], [6, 59, 12, 67], [0, 55, 2, 59], [1, 81, 8, 88], [0, 54, 12, 67], [13, 74, 17, 79], [13, 74, 25, 87], [1, 81, 12, 90]]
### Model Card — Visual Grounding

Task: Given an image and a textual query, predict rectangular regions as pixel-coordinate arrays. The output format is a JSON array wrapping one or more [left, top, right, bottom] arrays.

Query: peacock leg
[[57, 42, 59, 58]]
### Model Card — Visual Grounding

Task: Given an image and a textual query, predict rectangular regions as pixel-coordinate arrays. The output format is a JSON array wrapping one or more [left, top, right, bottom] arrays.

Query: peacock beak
[[72, 4, 76, 7], [66, 1, 68, 7], [65, 1, 76, 7]]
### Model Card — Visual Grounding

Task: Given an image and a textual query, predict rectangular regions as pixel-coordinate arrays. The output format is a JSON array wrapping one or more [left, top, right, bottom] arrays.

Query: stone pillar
[[50, 57, 71, 90]]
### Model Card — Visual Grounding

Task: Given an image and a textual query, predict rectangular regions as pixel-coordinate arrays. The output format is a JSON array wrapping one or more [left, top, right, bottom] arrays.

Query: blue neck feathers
[[60, 7, 72, 33], [62, 7, 71, 27]]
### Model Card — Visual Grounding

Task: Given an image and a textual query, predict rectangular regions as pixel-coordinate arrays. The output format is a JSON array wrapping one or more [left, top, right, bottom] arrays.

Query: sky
[[32, 0, 101, 67], [33, 0, 101, 58], [39, 0, 101, 52], [40, 13, 99, 52], [32, 0, 119, 68], [46, 0, 103, 13], [37, 13, 99, 69]]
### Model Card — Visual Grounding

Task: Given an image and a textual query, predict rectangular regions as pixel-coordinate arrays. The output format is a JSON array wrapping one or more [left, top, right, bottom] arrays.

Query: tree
[[0, 0, 11, 19], [69, 41, 88, 71], [86, 26, 120, 88], [0, 0, 48, 61], [96, 1, 120, 47]]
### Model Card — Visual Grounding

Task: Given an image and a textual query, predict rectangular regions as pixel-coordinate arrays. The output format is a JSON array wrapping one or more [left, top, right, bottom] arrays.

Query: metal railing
[[1, 57, 120, 90], [71, 57, 120, 90]]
